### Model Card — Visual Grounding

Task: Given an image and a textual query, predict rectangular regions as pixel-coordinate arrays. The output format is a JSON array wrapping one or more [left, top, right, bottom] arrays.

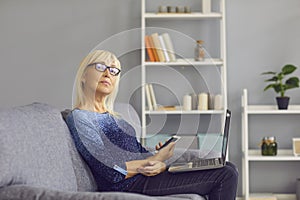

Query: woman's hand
[[153, 141, 175, 162], [125, 140, 175, 179], [155, 141, 164, 150], [137, 160, 166, 176]]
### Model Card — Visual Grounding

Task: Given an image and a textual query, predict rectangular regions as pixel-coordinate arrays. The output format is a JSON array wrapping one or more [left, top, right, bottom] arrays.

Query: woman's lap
[[126, 162, 238, 200]]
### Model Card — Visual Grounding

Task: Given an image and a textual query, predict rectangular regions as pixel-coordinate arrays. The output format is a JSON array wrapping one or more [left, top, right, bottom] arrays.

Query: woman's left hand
[[137, 160, 166, 176], [154, 141, 175, 162]]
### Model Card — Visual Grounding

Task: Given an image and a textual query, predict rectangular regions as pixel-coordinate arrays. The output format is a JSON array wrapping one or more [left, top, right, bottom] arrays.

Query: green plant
[[261, 64, 299, 97]]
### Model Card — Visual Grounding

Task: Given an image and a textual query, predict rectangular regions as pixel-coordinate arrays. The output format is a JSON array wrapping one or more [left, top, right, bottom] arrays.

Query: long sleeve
[[65, 109, 148, 191], [67, 112, 127, 182]]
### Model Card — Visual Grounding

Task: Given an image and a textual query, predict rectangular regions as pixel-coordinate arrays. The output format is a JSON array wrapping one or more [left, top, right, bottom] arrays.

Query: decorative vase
[[202, 0, 211, 13], [261, 136, 277, 156], [276, 96, 290, 110]]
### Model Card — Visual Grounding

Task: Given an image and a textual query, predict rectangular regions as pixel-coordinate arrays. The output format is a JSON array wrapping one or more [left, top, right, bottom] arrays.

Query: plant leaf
[[282, 64, 297, 75], [261, 71, 276, 75], [265, 76, 278, 82], [263, 84, 280, 93], [273, 84, 282, 93], [285, 77, 300, 89], [263, 84, 272, 91]]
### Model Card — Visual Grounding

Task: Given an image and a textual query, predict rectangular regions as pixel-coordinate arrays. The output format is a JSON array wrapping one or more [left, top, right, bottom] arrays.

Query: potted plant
[[261, 64, 299, 109]]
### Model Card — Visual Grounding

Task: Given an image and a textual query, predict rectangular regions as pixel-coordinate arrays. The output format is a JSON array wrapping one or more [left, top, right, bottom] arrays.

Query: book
[[148, 35, 159, 62], [158, 35, 170, 62], [148, 83, 158, 110], [161, 33, 176, 62], [157, 106, 176, 111], [144, 35, 156, 62], [150, 33, 165, 62], [145, 84, 153, 111]]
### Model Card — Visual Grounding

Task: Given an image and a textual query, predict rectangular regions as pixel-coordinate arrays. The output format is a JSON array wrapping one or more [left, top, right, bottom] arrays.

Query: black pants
[[126, 162, 238, 200]]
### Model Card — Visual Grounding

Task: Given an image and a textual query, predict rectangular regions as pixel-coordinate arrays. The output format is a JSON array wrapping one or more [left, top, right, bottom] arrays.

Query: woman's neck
[[78, 98, 107, 113]]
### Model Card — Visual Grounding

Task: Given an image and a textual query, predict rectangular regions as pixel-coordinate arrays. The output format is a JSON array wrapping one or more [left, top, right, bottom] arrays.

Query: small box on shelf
[[293, 138, 300, 156]]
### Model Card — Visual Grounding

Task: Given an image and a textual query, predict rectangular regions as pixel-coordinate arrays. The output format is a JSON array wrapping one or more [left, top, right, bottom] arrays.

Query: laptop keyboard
[[192, 158, 221, 167]]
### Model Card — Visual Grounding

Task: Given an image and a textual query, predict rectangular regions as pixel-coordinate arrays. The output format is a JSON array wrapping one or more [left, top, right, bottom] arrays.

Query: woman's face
[[82, 61, 120, 98]]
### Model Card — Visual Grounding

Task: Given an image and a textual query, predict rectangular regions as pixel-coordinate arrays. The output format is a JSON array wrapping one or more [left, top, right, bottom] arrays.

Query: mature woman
[[66, 50, 238, 199]]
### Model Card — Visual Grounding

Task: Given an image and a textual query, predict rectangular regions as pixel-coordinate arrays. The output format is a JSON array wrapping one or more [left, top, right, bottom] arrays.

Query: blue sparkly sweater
[[66, 109, 153, 192]]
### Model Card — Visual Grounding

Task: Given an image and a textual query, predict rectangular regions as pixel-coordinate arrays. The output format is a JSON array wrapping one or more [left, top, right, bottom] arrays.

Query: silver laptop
[[168, 109, 231, 173]]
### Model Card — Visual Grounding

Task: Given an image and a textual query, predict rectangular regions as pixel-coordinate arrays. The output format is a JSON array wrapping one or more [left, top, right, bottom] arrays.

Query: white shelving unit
[[242, 89, 300, 200], [144, 58, 224, 66], [141, 0, 227, 144], [144, 12, 222, 19]]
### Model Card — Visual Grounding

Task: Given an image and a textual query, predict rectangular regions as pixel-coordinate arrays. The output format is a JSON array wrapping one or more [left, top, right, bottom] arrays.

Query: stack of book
[[145, 83, 158, 111], [145, 32, 176, 62], [145, 83, 178, 111]]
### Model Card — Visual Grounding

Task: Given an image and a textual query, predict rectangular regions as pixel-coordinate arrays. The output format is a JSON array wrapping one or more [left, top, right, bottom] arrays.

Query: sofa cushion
[[0, 185, 206, 200], [0, 103, 77, 191]]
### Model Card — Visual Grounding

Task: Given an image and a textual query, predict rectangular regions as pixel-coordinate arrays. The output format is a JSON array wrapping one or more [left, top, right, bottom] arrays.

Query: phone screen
[[159, 136, 180, 149]]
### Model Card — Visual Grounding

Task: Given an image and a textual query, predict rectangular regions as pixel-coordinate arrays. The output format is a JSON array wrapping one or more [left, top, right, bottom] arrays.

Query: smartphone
[[157, 136, 181, 151]]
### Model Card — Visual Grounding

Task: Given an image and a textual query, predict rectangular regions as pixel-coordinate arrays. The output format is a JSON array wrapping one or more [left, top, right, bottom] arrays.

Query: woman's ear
[[81, 78, 86, 87], [81, 72, 87, 83]]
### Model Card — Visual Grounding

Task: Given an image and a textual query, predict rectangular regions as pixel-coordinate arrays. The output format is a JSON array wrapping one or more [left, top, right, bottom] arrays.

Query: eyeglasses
[[88, 63, 121, 76]]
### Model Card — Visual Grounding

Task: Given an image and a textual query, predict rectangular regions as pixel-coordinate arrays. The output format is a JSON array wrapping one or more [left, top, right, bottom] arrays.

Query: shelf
[[246, 149, 300, 161], [145, 110, 224, 115], [242, 89, 300, 199], [144, 12, 222, 19], [244, 105, 300, 114], [248, 193, 296, 200], [144, 58, 223, 66], [141, 0, 227, 154]]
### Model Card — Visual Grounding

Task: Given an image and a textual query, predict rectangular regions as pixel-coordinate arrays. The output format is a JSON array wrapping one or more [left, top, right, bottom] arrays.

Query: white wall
[[1, 0, 300, 196]]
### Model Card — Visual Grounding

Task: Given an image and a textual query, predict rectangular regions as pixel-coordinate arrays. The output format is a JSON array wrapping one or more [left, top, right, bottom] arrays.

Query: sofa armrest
[[0, 185, 206, 200]]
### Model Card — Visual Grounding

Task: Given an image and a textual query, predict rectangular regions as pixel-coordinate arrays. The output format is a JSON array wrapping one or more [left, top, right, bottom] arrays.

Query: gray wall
[[1, 0, 300, 196], [227, 0, 300, 195]]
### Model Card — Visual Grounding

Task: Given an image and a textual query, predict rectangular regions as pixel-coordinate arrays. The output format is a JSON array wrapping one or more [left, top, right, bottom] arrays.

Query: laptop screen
[[198, 109, 231, 158], [221, 110, 231, 160]]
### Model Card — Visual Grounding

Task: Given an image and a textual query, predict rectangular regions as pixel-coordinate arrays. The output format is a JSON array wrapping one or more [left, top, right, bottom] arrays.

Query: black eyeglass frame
[[87, 63, 121, 76]]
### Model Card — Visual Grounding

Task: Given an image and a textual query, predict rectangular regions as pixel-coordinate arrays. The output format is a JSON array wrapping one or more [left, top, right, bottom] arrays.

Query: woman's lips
[[99, 80, 111, 86]]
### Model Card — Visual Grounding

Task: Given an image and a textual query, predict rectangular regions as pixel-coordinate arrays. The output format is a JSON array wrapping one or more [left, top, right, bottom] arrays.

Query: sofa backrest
[[0, 102, 143, 192], [0, 103, 90, 192]]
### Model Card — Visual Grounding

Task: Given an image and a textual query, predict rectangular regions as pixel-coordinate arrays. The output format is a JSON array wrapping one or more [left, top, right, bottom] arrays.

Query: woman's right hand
[[137, 160, 166, 176], [126, 141, 175, 179]]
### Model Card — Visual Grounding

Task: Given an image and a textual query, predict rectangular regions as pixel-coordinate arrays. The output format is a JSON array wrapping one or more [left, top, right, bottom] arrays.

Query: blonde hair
[[73, 50, 121, 114]]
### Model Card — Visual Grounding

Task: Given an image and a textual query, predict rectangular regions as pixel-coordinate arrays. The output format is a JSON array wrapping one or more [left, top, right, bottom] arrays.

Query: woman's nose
[[103, 68, 111, 77]]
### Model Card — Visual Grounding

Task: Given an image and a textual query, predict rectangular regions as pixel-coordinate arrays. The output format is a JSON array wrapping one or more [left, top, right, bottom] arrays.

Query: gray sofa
[[0, 102, 206, 200]]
